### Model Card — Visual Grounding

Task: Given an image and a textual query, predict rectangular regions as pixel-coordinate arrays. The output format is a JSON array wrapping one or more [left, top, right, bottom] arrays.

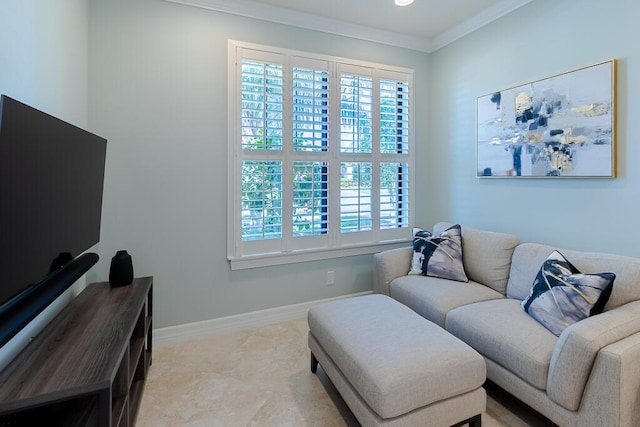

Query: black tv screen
[[0, 95, 107, 310]]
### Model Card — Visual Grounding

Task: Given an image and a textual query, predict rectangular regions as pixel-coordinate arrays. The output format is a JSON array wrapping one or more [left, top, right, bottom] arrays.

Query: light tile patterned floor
[[136, 318, 555, 426]]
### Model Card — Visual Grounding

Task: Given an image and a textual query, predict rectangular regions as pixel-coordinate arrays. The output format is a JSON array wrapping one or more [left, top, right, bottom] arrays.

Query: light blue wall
[[0, 0, 90, 368], [0, 0, 89, 127], [428, 0, 640, 257], [7, 0, 633, 334], [88, 0, 430, 328]]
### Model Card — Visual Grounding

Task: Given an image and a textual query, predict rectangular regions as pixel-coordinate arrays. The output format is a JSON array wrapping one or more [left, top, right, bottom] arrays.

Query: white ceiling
[[165, 0, 534, 52]]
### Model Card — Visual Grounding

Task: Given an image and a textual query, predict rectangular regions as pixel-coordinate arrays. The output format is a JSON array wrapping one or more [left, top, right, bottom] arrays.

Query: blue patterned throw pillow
[[409, 224, 468, 282], [409, 227, 432, 275], [521, 251, 615, 336]]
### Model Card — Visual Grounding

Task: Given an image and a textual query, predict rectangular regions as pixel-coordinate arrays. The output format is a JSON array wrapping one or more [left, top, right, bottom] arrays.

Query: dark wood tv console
[[0, 276, 153, 427]]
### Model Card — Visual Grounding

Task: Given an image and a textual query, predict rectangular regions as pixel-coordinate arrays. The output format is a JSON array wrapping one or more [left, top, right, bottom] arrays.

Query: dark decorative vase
[[109, 250, 133, 287]]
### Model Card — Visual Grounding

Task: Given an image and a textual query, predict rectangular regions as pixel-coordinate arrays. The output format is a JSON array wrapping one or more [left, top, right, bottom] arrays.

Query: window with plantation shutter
[[228, 41, 415, 269]]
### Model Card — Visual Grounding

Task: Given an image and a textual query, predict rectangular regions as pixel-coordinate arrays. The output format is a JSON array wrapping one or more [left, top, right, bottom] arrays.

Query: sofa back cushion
[[433, 222, 519, 295], [507, 243, 640, 311]]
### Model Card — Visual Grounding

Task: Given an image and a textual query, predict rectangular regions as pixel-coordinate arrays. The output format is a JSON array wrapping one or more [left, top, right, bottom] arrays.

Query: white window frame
[[227, 40, 415, 270]]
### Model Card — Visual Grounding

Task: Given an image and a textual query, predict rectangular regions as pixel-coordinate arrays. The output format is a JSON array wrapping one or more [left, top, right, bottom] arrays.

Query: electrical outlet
[[326, 271, 335, 286]]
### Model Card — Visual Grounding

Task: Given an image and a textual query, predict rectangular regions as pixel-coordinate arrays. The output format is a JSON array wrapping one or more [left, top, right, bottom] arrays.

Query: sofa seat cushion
[[445, 299, 558, 390], [390, 275, 504, 327]]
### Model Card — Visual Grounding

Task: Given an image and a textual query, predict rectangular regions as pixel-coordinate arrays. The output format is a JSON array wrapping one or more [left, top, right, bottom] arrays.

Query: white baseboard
[[154, 291, 373, 347]]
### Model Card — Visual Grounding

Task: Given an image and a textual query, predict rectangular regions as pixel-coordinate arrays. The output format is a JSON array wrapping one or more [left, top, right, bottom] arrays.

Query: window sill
[[228, 239, 410, 270]]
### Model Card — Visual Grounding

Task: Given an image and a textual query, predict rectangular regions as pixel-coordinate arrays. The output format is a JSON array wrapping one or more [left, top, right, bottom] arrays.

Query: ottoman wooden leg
[[311, 352, 319, 373], [451, 414, 482, 427]]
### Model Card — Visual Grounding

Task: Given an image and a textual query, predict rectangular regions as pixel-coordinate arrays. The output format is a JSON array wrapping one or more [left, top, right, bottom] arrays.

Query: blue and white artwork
[[477, 60, 615, 177]]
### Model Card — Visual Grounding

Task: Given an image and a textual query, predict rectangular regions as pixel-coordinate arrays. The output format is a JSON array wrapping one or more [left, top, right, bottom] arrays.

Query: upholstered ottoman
[[308, 294, 486, 427]]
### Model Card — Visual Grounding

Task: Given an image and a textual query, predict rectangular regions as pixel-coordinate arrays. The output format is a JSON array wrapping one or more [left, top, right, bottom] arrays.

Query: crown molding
[[164, 0, 433, 52], [431, 0, 534, 51], [163, 0, 533, 53]]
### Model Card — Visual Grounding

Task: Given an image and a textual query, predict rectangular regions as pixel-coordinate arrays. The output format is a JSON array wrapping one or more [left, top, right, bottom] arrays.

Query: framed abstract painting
[[477, 60, 616, 178]]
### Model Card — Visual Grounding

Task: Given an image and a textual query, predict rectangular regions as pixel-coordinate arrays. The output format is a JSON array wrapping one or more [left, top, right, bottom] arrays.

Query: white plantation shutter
[[229, 41, 414, 267], [238, 51, 285, 247], [340, 162, 372, 233], [380, 79, 409, 155], [241, 161, 282, 240], [292, 161, 328, 237], [379, 73, 410, 230], [292, 66, 329, 152], [380, 162, 409, 229], [339, 73, 373, 154], [289, 58, 331, 249], [241, 59, 283, 150]]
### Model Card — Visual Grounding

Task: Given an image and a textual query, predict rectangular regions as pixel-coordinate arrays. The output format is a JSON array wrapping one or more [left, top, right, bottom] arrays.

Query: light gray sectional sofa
[[373, 222, 640, 427]]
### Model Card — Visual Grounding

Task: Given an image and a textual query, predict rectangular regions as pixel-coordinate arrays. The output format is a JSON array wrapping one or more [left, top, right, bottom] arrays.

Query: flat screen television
[[0, 95, 107, 346]]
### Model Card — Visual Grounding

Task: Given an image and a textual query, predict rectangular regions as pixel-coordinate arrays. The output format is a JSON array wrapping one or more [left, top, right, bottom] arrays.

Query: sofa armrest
[[578, 331, 640, 426], [547, 300, 640, 411], [373, 247, 412, 295]]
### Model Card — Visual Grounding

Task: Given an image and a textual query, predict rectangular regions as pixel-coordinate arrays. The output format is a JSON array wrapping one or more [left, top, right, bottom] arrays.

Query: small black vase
[[109, 250, 134, 287]]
